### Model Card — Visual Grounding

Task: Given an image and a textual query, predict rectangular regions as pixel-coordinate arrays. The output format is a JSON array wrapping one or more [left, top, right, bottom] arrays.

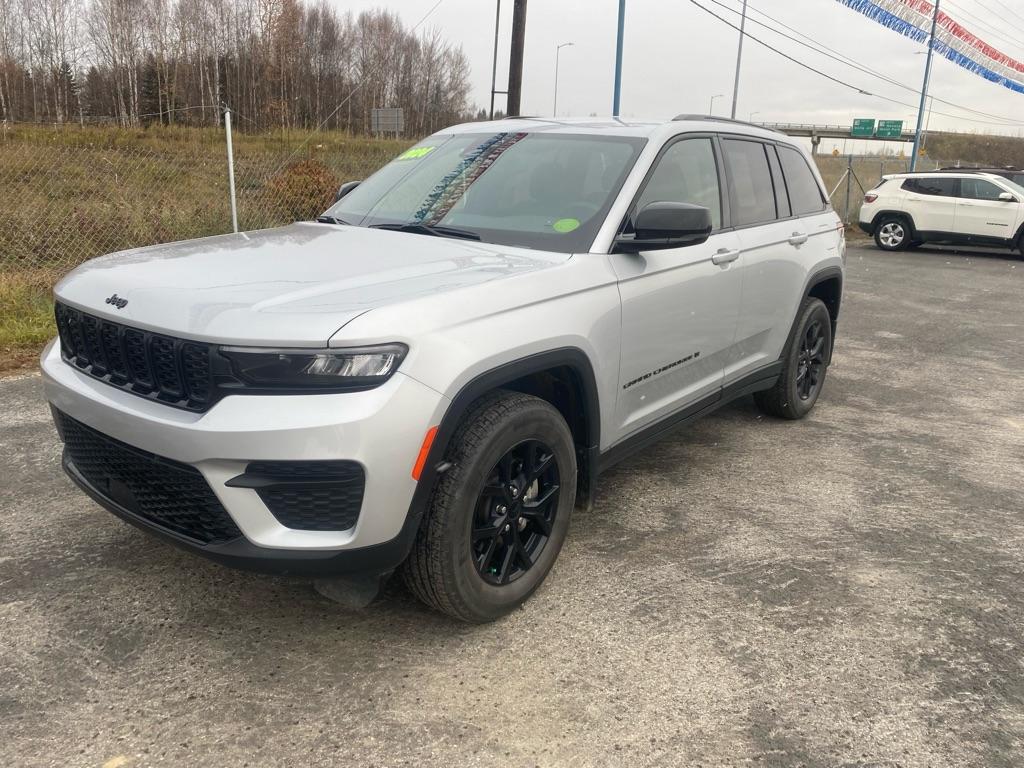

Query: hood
[[54, 223, 568, 346]]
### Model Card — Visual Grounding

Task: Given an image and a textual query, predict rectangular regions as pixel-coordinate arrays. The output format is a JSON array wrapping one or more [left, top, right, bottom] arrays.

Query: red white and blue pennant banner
[[835, 0, 1024, 93]]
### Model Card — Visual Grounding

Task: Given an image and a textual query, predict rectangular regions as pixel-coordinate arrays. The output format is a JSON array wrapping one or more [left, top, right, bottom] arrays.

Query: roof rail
[[671, 114, 783, 134]]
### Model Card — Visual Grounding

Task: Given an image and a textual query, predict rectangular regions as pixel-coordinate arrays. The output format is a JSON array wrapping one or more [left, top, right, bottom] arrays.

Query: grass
[[0, 270, 59, 375]]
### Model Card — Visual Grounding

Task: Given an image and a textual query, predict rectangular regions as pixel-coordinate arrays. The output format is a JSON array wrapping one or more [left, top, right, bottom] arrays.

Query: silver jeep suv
[[42, 116, 845, 621]]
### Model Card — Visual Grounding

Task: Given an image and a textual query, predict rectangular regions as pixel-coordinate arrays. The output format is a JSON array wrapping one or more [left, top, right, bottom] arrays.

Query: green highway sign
[[851, 118, 876, 137], [876, 120, 904, 138]]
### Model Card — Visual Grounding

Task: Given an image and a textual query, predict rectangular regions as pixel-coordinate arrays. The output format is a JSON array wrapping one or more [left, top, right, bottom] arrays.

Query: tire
[[874, 215, 909, 251], [754, 297, 833, 420], [401, 390, 577, 623]]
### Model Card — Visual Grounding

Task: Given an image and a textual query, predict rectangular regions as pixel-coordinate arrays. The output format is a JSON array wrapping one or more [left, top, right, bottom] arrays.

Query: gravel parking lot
[[2, 243, 1023, 767]]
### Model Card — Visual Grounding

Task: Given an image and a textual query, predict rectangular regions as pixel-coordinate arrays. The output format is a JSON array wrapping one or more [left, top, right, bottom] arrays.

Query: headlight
[[219, 344, 407, 390]]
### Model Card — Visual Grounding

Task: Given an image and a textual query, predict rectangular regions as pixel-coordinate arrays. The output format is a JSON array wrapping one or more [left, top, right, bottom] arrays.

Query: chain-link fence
[[0, 120, 409, 273], [0, 120, 409, 365]]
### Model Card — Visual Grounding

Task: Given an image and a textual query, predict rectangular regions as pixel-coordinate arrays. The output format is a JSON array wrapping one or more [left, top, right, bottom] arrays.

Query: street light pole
[[911, 0, 940, 171], [553, 42, 574, 116], [730, 0, 748, 119], [708, 93, 724, 115]]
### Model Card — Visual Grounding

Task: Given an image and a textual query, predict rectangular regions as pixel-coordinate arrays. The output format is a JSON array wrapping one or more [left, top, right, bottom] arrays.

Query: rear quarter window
[[777, 145, 826, 216]]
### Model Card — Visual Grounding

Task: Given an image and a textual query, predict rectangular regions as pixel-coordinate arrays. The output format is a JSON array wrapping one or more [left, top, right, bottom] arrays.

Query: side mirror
[[335, 180, 361, 202], [998, 191, 1016, 202], [614, 202, 713, 253]]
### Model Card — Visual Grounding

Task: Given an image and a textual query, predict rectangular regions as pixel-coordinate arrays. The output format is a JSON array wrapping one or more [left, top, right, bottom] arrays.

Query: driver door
[[609, 136, 743, 440], [955, 177, 1020, 240]]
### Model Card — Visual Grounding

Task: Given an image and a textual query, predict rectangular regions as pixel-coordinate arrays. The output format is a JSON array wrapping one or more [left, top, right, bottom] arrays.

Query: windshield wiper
[[369, 222, 481, 241], [316, 214, 350, 225]]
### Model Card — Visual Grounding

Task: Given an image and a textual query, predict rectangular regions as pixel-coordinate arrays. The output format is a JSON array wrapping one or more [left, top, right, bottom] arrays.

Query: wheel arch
[[405, 348, 602, 532], [795, 266, 843, 361], [871, 210, 918, 238]]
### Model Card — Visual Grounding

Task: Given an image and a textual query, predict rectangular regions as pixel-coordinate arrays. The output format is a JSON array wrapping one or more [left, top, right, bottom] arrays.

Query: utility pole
[[613, 0, 626, 116], [729, 0, 748, 119], [489, 0, 501, 119], [507, 0, 528, 117], [911, 0, 940, 171]]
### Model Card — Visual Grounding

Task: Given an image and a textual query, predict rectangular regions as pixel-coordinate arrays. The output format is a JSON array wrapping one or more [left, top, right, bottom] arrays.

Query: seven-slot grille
[[56, 410, 243, 546], [54, 302, 213, 411]]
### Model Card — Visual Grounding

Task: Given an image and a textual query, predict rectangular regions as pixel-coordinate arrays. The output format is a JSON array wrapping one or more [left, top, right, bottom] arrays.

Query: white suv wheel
[[875, 218, 907, 251]]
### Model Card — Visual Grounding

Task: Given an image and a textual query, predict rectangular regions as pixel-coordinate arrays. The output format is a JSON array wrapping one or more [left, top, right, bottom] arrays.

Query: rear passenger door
[[610, 135, 743, 439], [724, 139, 837, 380]]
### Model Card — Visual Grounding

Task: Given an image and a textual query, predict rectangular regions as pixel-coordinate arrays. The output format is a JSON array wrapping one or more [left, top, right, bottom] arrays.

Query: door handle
[[711, 248, 740, 265], [788, 232, 809, 246]]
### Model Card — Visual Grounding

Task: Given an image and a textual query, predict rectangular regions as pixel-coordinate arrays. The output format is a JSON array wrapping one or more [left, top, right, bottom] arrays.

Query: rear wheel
[[874, 216, 909, 251], [401, 391, 576, 622], [754, 297, 832, 420]]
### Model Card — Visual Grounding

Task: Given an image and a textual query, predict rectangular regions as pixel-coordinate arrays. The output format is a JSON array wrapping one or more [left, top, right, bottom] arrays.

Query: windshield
[[322, 132, 647, 252]]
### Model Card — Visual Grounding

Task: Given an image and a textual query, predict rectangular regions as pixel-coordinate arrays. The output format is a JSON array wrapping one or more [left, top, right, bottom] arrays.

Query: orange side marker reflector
[[412, 426, 439, 481]]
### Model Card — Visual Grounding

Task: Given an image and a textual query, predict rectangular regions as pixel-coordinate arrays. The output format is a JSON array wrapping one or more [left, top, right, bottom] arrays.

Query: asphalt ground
[[2, 243, 1023, 767]]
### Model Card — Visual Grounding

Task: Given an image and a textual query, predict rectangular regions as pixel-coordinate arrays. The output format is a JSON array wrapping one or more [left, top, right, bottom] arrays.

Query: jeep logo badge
[[105, 294, 128, 309]]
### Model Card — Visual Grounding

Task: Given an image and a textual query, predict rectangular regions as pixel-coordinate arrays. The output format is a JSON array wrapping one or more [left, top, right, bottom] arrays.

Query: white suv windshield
[[323, 132, 647, 252]]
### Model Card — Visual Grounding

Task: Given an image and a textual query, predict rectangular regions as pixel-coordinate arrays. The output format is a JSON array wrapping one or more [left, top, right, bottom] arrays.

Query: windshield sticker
[[552, 218, 580, 233], [398, 146, 436, 161]]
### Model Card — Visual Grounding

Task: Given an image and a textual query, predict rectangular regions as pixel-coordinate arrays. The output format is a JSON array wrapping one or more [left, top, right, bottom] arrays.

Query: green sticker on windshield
[[553, 217, 580, 233], [398, 146, 435, 161]]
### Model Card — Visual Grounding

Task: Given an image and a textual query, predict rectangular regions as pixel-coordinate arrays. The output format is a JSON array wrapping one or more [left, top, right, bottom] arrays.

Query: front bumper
[[41, 338, 449, 576]]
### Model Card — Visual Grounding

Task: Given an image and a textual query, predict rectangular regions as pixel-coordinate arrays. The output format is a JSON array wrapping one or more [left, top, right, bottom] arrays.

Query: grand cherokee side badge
[[105, 294, 128, 309]]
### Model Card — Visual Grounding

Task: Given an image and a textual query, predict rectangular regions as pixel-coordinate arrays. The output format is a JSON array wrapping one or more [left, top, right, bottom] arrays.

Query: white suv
[[43, 117, 844, 621], [859, 171, 1024, 255]]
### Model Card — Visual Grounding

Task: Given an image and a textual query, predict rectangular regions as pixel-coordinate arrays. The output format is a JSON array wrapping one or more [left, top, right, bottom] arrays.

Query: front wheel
[[874, 216, 909, 251], [754, 297, 833, 420], [401, 391, 577, 622]]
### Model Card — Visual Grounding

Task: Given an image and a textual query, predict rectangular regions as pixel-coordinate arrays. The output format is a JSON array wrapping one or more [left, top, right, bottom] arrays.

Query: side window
[[902, 177, 958, 197], [960, 178, 1006, 201], [766, 146, 791, 218], [721, 138, 776, 226], [635, 138, 722, 229], [777, 145, 826, 215]]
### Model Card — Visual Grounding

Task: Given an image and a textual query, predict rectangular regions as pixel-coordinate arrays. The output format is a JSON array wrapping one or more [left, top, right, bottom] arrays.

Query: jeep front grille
[[55, 302, 214, 412]]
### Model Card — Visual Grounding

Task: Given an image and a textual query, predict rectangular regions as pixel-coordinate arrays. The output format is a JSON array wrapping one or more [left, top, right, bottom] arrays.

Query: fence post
[[844, 154, 853, 224], [224, 106, 239, 234]]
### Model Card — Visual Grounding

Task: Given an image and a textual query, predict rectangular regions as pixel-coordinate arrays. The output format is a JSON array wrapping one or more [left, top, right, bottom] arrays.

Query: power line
[[710, 0, 1024, 125], [979, 0, 1024, 33], [686, 0, 1024, 127]]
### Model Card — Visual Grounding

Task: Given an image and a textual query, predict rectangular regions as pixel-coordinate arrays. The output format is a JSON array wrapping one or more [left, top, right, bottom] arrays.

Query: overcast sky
[[330, 0, 1024, 150]]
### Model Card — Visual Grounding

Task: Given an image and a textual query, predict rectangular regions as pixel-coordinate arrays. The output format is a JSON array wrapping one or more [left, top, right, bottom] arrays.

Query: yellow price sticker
[[398, 146, 436, 161]]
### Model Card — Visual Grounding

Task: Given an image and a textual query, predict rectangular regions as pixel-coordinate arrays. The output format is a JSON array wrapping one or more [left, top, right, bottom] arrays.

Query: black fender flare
[[403, 347, 602, 539], [784, 265, 844, 362]]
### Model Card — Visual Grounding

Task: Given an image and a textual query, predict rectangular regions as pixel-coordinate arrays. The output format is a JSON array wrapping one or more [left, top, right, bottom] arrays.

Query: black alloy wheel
[[796, 317, 827, 401], [472, 440, 560, 585]]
